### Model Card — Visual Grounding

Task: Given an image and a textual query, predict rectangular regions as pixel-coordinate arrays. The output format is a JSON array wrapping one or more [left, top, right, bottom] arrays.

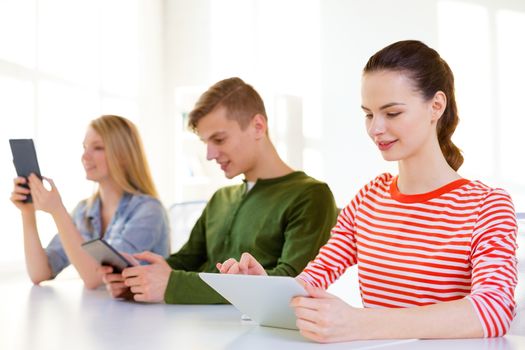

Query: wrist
[[50, 203, 68, 220], [21, 209, 37, 226], [20, 207, 36, 218]]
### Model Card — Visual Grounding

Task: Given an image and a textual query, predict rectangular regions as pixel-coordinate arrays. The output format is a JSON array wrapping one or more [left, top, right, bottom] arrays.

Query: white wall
[[163, 0, 326, 203], [163, 0, 525, 210], [320, 0, 439, 205], [2, 0, 524, 265], [0, 0, 165, 264], [319, 0, 525, 207]]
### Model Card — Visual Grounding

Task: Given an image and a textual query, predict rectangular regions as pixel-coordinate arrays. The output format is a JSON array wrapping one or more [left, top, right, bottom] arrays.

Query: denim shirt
[[45, 192, 170, 277]]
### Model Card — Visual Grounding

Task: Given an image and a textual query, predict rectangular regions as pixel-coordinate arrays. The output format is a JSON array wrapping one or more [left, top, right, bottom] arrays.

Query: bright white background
[[1, 0, 524, 275]]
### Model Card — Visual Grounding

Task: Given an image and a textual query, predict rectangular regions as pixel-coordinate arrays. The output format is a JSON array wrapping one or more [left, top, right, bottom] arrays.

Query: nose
[[81, 148, 91, 162], [206, 144, 219, 161], [367, 115, 385, 137]]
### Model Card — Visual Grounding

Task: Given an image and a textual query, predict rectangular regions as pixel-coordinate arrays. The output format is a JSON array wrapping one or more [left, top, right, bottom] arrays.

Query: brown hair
[[363, 40, 463, 170], [188, 77, 267, 131], [89, 115, 159, 198]]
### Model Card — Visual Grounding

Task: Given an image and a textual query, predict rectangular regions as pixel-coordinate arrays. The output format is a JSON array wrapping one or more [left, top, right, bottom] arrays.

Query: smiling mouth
[[219, 161, 230, 171], [377, 140, 397, 150]]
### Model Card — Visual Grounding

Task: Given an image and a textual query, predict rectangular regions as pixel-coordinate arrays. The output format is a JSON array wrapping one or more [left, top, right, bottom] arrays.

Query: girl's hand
[[291, 284, 362, 343], [10, 177, 35, 213], [28, 174, 64, 215]]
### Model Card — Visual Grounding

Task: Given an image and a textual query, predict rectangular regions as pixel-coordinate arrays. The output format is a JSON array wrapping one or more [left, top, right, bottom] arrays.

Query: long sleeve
[[45, 202, 88, 277], [165, 209, 208, 271], [164, 206, 227, 304], [299, 174, 518, 338], [467, 189, 518, 337], [163, 172, 339, 304], [264, 183, 337, 277], [298, 176, 378, 288]]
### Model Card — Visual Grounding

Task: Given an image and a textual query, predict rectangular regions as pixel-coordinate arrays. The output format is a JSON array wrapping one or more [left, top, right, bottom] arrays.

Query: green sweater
[[164, 171, 338, 304]]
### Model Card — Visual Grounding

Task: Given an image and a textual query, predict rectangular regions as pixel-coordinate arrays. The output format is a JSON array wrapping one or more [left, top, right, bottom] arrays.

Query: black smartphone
[[81, 239, 133, 273], [9, 139, 42, 203]]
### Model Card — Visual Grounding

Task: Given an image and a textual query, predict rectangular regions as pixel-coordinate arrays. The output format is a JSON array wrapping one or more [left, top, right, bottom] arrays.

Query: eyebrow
[[83, 141, 104, 146], [200, 131, 226, 142], [361, 102, 406, 111]]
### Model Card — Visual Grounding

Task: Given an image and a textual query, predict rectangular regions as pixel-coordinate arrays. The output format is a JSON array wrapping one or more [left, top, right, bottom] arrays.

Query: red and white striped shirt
[[299, 173, 518, 337]]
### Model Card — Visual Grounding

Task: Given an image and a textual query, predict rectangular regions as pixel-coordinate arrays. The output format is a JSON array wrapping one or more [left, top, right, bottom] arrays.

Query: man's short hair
[[188, 77, 267, 131]]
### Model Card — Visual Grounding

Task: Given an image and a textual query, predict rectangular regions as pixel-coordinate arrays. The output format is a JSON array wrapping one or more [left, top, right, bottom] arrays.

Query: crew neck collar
[[390, 176, 470, 203]]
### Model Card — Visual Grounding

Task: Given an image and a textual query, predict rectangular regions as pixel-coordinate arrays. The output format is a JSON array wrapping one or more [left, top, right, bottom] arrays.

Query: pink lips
[[219, 161, 230, 171], [377, 140, 396, 151]]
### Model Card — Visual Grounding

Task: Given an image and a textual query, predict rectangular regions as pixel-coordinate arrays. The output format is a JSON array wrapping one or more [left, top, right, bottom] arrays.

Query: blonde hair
[[89, 115, 158, 199]]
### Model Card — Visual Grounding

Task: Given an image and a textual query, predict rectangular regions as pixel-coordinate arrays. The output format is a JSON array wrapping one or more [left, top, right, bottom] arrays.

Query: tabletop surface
[[1, 274, 524, 350]]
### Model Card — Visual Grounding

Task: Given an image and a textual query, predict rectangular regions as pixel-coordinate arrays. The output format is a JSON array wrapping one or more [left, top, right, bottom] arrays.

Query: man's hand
[[216, 252, 267, 275], [122, 252, 172, 303]]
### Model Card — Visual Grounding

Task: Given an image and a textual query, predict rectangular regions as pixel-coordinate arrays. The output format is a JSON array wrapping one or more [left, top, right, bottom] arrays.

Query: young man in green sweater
[[101, 77, 338, 303]]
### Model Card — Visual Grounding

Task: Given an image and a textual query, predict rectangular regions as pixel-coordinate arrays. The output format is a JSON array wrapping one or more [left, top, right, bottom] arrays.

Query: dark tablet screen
[[9, 139, 42, 203]]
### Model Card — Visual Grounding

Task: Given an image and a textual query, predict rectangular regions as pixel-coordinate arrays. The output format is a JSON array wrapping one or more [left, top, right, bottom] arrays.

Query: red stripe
[[358, 264, 471, 286], [357, 241, 471, 271], [299, 174, 517, 337]]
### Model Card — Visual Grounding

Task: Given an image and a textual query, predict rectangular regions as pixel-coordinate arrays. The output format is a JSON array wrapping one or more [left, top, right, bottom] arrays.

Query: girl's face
[[81, 127, 110, 182], [361, 70, 441, 162]]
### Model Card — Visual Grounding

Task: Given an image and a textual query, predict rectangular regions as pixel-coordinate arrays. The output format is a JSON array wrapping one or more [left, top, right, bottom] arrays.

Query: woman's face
[[81, 127, 110, 182], [361, 70, 439, 162]]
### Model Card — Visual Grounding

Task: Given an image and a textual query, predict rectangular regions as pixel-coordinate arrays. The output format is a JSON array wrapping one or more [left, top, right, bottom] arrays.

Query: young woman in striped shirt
[[217, 40, 518, 342]]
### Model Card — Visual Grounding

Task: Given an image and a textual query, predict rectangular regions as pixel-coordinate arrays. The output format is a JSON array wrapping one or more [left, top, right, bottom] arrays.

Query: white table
[[1, 276, 524, 350]]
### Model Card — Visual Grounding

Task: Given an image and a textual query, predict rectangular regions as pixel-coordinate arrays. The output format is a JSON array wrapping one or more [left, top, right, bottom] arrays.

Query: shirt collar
[[86, 191, 132, 231]]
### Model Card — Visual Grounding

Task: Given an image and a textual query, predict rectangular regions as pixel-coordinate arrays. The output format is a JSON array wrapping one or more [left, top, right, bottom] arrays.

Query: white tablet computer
[[199, 273, 308, 330]]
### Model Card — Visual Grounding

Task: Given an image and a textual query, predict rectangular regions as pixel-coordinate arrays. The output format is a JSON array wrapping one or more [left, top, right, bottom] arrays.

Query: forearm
[[164, 270, 228, 304], [21, 212, 53, 283], [357, 298, 483, 339], [51, 206, 102, 289]]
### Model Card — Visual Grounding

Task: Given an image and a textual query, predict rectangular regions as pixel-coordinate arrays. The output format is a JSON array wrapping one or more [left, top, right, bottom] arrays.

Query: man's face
[[196, 106, 258, 179]]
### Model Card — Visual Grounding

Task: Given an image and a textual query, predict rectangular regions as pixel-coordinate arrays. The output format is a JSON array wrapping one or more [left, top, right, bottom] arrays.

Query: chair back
[[168, 200, 207, 252]]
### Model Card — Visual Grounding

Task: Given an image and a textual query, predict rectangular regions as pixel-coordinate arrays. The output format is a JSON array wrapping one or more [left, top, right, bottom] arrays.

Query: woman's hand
[[291, 284, 362, 343], [10, 177, 34, 213], [216, 252, 267, 275], [28, 174, 64, 216]]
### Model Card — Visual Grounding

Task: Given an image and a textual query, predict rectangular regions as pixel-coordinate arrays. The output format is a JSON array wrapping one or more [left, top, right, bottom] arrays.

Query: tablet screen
[[9, 139, 42, 203]]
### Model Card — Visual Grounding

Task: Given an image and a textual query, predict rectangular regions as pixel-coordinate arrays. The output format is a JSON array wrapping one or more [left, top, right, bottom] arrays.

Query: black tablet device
[[9, 139, 42, 203], [82, 239, 133, 273]]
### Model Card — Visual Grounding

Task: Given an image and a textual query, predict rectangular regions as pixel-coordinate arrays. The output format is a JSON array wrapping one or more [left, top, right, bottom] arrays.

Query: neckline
[[389, 176, 470, 203], [243, 171, 304, 186]]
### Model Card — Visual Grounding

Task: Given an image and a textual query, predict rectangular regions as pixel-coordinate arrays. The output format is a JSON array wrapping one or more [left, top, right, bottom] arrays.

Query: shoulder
[[465, 181, 517, 239], [459, 180, 516, 229], [370, 172, 394, 189], [340, 173, 393, 215], [71, 198, 89, 217], [125, 193, 167, 216], [282, 171, 333, 193], [357, 172, 393, 197], [211, 183, 246, 200], [459, 180, 514, 207]]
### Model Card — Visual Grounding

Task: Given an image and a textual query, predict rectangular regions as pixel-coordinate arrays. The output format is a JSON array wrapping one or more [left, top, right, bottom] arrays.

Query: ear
[[430, 91, 447, 123], [251, 114, 267, 139]]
